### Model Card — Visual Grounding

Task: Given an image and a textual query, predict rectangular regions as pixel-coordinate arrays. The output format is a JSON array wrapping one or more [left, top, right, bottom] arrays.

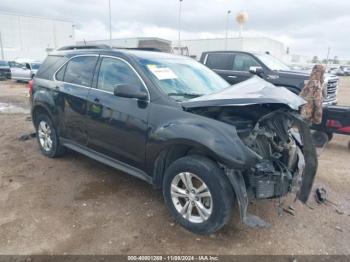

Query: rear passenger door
[[85, 56, 149, 170], [54, 55, 99, 145]]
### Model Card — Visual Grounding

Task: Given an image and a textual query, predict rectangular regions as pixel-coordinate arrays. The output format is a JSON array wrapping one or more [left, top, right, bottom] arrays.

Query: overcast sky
[[1, 0, 349, 59]]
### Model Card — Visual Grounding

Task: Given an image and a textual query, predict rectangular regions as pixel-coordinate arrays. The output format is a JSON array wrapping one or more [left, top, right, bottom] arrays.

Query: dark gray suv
[[30, 46, 317, 234]]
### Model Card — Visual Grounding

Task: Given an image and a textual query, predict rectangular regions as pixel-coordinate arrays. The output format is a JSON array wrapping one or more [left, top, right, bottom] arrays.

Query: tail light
[[326, 119, 342, 128], [28, 79, 34, 97]]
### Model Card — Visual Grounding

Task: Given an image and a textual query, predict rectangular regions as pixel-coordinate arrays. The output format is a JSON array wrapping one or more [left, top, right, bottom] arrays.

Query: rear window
[[36, 56, 68, 80], [205, 53, 234, 70], [63, 56, 98, 87]]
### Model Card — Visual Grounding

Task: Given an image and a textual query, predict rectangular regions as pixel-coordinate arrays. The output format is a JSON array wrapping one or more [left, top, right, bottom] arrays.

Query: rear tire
[[163, 155, 234, 234], [35, 114, 65, 158]]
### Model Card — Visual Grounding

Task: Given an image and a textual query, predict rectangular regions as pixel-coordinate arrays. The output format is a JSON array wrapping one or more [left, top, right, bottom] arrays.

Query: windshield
[[138, 57, 230, 101], [0, 60, 8, 67], [31, 63, 41, 70], [255, 54, 290, 71]]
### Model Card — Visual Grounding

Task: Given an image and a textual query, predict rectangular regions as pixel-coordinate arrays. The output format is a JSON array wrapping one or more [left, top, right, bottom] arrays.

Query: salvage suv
[[30, 46, 317, 234]]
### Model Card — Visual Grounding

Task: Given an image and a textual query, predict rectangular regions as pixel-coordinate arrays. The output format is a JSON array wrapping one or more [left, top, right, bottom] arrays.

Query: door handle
[[228, 75, 237, 79]]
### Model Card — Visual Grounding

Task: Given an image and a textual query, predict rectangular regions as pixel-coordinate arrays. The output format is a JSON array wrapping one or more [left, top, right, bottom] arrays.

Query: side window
[[97, 57, 144, 93], [205, 53, 234, 70], [233, 54, 260, 72], [36, 55, 68, 80], [64, 56, 98, 87], [55, 64, 67, 81]]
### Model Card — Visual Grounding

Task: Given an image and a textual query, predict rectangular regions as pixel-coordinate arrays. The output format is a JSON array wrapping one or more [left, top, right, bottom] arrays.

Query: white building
[[0, 12, 75, 61], [179, 37, 289, 62]]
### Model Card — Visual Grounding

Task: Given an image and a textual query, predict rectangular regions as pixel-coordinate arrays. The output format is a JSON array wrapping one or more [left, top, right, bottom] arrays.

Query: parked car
[[0, 60, 11, 80], [30, 47, 317, 234], [338, 66, 350, 76], [9, 61, 41, 81], [200, 51, 339, 105]]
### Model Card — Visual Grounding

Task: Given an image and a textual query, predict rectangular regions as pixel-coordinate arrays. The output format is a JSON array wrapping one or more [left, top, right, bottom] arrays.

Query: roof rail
[[57, 44, 111, 51], [118, 47, 164, 52]]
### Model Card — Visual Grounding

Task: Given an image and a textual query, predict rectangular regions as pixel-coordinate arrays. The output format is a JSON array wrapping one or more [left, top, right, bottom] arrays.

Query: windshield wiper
[[168, 92, 203, 98]]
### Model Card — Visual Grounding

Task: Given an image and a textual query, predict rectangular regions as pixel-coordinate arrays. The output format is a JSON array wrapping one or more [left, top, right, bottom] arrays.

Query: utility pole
[[0, 31, 4, 60], [325, 47, 331, 69], [108, 0, 112, 47], [178, 0, 183, 48], [225, 10, 231, 50]]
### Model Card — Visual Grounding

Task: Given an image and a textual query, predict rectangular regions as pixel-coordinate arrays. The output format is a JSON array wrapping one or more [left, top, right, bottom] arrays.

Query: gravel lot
[[0, 78, 349, 255]]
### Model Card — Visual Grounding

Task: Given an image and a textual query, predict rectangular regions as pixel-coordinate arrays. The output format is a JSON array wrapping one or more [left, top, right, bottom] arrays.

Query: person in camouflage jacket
[[299, 64, 326, 124]]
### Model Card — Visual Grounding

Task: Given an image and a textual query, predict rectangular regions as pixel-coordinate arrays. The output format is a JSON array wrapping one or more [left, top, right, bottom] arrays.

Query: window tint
[[36, 56, 68, 80], [55, 64, 67, 81], [205, 53, 234, 70], [64, 56, 98, 87], [233, 54, 260, 72], [97, 57, 144, 93]]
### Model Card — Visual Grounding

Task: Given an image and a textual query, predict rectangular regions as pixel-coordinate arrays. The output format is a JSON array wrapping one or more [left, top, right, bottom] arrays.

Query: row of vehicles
[[328, 65, 350, 76], [0, 60, 41, 81]]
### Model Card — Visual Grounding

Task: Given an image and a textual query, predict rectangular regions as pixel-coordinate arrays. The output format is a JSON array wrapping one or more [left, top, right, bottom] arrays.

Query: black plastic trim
[[61, 138, 152, 184]]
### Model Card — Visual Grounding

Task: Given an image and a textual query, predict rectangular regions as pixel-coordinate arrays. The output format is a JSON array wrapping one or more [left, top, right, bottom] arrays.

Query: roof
[[49, 48, 188, 60]]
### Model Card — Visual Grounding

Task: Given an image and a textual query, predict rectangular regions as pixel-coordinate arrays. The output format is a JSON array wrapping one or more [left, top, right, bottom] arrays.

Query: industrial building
[[0, 12, 75, 61], [179, 37, 289, 61], [79, 36, 288, 62]]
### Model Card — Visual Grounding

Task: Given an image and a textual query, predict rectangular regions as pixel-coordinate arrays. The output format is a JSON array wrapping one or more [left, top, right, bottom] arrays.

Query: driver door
[[86, 56, 149, 170], [230, 53, 261, 84]]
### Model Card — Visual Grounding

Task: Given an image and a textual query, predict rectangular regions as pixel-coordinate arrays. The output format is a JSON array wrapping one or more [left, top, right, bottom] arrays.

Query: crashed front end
[[183, 77, 318, 227], [241, 109, 317, 202], [192, 107, 318, 227]]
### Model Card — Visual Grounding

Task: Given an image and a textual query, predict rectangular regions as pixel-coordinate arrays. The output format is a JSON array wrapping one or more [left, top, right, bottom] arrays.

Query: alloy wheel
[[38, 120, 53, 152], [170, 172, 213, 223]]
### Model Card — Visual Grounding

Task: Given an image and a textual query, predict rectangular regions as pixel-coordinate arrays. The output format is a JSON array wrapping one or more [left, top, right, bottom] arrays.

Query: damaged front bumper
[[224, 111, 318, 228]]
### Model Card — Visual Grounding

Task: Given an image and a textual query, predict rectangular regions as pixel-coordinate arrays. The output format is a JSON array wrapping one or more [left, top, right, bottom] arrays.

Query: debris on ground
[[335, 208, 345, 215], [18, 133, 36, 141], [314, 187, 337, 206], [335, 226, 343, 232], [283, 206, 296, 216], [315, 187, 327, 204]]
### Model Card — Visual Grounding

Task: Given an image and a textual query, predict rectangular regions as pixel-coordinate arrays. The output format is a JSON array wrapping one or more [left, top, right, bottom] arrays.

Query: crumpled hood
[[182, 76, 306, 110]]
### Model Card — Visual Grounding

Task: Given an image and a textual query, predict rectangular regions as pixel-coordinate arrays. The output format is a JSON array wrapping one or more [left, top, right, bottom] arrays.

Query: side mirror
[[249, 66, 264, 76], [22, 66, 28, 70], [114, 84, 148, 101]]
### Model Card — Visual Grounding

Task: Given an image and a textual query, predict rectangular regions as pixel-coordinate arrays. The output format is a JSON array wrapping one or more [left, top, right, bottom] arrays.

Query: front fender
[[146, 104, 259, 173]]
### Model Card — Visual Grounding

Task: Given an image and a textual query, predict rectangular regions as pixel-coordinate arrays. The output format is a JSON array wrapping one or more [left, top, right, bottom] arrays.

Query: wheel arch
[[32, 103, 56, 127], [151, 141, 225, 189]]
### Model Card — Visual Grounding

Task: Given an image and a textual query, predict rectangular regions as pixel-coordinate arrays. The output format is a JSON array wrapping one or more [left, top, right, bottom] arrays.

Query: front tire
[[35, 114, 65, 158], [163, 155, 234, 234]]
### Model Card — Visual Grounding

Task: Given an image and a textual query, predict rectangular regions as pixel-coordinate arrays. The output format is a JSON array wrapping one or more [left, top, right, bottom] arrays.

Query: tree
[[322, 59, 328, 64], [311, 56, 319, 63]]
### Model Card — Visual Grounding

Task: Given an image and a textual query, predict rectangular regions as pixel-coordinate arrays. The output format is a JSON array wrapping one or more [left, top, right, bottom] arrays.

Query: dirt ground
[[0, 78, 349, 255]]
